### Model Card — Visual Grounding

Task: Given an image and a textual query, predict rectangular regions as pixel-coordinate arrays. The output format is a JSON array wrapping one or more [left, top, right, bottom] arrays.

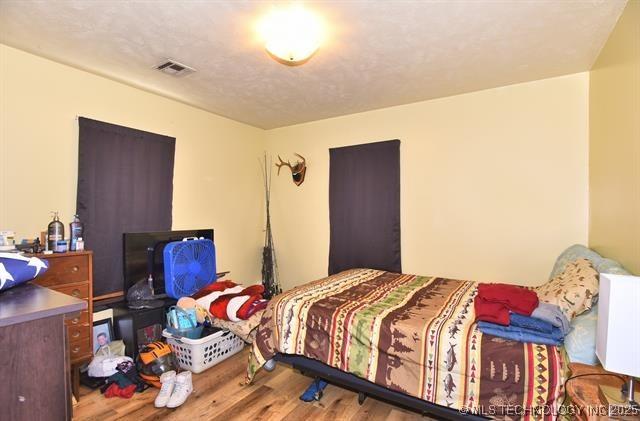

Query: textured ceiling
[[0, 0, 627, 129]]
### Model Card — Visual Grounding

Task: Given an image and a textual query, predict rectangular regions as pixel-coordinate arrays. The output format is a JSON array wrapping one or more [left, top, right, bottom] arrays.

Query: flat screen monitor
[[122, 229, 214, 295]]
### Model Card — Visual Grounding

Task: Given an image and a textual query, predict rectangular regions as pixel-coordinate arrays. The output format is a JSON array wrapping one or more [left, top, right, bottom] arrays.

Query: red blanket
[[194, 281, 266, 321]]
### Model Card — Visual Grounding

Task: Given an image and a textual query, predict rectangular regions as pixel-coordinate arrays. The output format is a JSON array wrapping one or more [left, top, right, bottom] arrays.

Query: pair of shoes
[[154, 371, 193, 408]]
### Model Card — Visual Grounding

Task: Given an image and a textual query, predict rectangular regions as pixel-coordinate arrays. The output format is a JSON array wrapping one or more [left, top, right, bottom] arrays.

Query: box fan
[[163, 238, 216, 299]]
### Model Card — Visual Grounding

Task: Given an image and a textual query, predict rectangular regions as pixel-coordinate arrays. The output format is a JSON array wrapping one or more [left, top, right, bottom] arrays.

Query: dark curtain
[[77, 117, 175, 297], [328, 139, 401, 275]]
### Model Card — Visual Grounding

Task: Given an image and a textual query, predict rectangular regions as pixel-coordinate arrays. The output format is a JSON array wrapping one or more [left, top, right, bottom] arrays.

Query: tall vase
[[261, 154, 281, 300]]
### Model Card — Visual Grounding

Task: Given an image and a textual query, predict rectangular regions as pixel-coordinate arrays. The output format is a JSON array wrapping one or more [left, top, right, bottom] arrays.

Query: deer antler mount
[[275, 153, 307, 186]]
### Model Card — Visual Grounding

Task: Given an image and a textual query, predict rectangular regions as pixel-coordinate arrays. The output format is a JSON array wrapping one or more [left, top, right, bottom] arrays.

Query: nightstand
[[566, 363, 638, 420]]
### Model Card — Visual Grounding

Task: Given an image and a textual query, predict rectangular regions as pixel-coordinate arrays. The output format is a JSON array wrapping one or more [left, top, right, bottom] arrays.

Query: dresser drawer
[[69, 338, 92, 361], [65, 310, 89, 327], [35, 255, 89, 287], [67, 324, 90, 342], [55, 283, 89, 300], [30, 252, 94, 368]]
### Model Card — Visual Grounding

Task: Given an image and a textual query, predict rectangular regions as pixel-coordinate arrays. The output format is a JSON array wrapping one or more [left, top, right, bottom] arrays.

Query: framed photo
[[92, 318, 114, 354]]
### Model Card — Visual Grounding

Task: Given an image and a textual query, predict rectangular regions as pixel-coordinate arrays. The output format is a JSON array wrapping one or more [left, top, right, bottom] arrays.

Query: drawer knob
[[71, 266, 79, 273], [71, 317, 79, 325], [72, 346, 80, 353], [71, 289, 81, 297], [72, 331, 80, 338]]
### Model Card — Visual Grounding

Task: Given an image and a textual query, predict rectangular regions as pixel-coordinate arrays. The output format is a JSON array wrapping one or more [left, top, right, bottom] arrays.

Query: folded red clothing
[[474, 282, 539, 325], [104, 383, 137, 399], [476, 283, 538, 315], [474, 297, 510, 325]]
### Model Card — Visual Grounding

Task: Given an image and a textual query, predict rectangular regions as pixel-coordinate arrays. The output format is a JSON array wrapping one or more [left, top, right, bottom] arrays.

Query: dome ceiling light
[[257, 4, 325, 66]]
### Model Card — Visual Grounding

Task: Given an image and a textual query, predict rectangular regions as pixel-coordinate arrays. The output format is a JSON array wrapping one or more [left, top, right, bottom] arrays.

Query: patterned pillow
[[535, 258, 598, 320], [549, 244, 631, 279]]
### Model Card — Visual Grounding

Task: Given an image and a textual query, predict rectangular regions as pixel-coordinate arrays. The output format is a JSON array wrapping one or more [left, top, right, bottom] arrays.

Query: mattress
[[247, 269, 568, 419]]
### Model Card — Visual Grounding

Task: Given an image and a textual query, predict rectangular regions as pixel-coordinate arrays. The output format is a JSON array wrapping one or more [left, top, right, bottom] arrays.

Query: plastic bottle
[[47, 212, 65, 251], [69, 214, 84, 251]]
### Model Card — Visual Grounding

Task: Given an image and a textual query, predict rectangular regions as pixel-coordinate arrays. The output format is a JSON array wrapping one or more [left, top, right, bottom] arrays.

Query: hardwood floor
[[74, 347, 431, 421]]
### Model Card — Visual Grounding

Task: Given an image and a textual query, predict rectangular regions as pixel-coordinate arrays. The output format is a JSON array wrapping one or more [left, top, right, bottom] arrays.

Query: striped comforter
[[248, 269, 567, 419]]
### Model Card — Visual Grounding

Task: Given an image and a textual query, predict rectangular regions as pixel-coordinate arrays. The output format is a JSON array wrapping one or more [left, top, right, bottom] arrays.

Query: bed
[[247, 268, 568, 420]]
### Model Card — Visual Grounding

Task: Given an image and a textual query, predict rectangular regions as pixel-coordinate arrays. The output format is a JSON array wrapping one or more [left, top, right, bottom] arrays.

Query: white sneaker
[[166, 371, 193, 408], [154, 370, 176, 408]]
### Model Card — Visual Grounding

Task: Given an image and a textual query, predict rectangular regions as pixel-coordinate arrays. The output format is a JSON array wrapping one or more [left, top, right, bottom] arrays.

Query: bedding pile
[[248, 269, 567, 418], [474, 283, 566, 346], [474, 259, 598, 346], [193, 280, 268, 322], [189, 280, 269, 343]]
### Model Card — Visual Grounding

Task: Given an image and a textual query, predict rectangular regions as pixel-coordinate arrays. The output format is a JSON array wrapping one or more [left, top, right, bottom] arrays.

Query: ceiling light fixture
[[257, 4, 324, 66]]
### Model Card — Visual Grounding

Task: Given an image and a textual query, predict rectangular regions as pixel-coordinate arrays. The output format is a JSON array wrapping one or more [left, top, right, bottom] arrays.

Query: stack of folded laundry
[[474, 283, 569, 345]]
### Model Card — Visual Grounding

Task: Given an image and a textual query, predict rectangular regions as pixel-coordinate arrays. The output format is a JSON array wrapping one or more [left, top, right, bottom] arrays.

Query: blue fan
[[163, 238, 216, 298]]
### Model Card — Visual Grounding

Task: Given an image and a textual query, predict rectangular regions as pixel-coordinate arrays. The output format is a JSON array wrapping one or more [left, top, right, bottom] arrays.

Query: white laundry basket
[[163, 328, 245, 374]]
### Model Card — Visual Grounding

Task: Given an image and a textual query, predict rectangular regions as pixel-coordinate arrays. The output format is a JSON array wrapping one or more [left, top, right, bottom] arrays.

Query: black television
[[122, 229, 214, 295]]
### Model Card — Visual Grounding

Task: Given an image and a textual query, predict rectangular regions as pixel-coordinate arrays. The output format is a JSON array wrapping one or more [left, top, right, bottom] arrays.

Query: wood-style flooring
[[74, 347, 432, 421]]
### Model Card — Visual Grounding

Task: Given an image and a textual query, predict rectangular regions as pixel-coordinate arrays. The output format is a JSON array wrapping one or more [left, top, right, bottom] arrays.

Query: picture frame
[[92, 318, 114, 354]]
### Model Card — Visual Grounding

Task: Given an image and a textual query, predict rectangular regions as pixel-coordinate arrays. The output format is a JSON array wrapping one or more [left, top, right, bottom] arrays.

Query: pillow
[[535, 258, 598, 320], [0, 252, 49, 292], [549, 244, 631, 279], [565, 305, 598, 365]]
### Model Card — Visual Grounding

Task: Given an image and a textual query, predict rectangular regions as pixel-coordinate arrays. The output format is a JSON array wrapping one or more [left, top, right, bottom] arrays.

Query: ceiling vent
[[155, 59, 196, 77]]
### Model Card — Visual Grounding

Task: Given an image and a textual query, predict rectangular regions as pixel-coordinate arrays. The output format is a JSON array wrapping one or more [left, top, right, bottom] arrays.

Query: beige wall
[[0, 43, 593, 292], [0, 44, 265, 284], [266, 73, 590, 290], [589, 1, 640, 275]]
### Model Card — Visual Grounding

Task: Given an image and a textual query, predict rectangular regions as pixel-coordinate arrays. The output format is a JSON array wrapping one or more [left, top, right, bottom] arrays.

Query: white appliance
[[596, 273, 640, 406]]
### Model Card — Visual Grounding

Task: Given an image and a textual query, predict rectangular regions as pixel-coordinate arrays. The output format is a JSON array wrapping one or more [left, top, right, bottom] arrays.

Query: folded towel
[[477, 321, 564, 346], [531, 302, 570, 335], [509, 313, 554, 334]]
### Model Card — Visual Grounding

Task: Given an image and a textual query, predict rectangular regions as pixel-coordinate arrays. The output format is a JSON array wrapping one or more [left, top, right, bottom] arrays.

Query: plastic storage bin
[[162, 328, 245, 373]]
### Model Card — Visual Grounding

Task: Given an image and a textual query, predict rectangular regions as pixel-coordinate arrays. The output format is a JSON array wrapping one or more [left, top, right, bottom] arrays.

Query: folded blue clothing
[[531, 302, 570, 335], [477, 321, 564, 346], [509, 313, 554, 334]]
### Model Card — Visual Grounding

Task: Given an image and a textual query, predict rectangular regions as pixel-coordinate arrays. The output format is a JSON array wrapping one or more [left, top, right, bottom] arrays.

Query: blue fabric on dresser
[[477, 321, 564, 346], [0, 253, 49, 292]]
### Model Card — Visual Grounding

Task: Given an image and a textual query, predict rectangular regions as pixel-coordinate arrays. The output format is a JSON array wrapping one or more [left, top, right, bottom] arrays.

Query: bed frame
[[274, 353, 488, 420]]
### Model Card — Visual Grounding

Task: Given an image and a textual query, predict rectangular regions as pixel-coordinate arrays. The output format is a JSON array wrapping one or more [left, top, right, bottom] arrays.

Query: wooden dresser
[[32, 251, 93, 397], [0, 283, 86, 421]]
